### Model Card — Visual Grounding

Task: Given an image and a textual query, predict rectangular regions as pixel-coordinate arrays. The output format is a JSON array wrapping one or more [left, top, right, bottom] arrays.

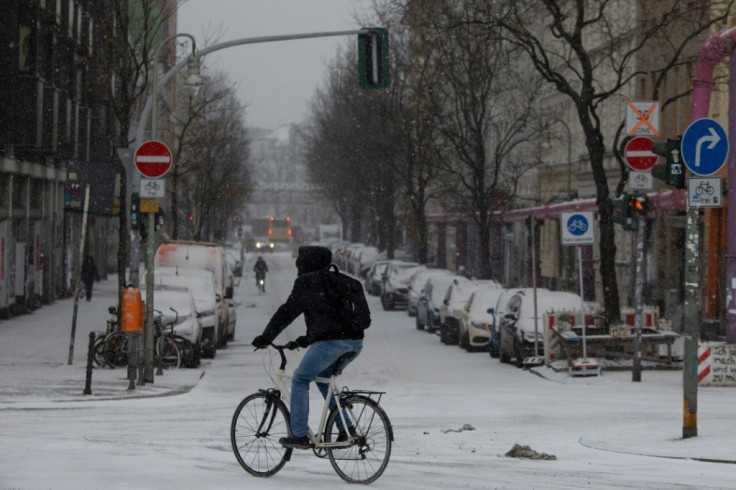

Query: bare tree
[[176, 73, 251, 241], [93, 0, 183, 303], [429, 3, 545, 279], [477, 0, 734, 321], [301, 50, 398, 247]]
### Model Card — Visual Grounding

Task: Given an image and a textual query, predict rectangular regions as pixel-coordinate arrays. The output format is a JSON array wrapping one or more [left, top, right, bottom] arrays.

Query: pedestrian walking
[[80, 255, 99, 301]]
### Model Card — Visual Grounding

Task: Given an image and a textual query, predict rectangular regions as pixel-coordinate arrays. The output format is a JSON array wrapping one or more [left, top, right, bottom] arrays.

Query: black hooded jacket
[[260, 246, 370, 344]]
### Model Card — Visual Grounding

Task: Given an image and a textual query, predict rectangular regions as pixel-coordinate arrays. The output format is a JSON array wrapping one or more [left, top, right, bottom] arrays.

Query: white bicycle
[[230, 343, 393, 484]]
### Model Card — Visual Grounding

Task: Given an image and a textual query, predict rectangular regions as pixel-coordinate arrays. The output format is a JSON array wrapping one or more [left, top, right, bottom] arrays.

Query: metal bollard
[[83, 331, 95, 395]]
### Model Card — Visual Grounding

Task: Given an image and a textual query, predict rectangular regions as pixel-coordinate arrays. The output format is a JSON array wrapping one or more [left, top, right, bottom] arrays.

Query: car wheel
[[382, 295, 394, 311], [460, 331, 470, 351], [513, 337, 525, 368], [489, 341, 500, 359]]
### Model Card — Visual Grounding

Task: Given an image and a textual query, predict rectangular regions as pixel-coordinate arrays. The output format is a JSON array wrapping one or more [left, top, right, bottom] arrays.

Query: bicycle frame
[[264, 347, 356, 449]]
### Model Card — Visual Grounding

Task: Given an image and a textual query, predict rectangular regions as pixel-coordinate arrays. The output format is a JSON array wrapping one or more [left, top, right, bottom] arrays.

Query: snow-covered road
[[1, 252, 735, 489]]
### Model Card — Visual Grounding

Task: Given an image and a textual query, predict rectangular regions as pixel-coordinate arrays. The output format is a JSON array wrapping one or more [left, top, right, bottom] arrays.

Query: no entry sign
[[624, 136, 657, 172], [135, 140, 172, 179]]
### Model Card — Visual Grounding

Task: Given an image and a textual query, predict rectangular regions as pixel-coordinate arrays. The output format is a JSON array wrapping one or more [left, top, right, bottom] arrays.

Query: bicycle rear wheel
[[231, 392, 291, 477], [103, 332, 128, 368], [325, 395, 392, 484]]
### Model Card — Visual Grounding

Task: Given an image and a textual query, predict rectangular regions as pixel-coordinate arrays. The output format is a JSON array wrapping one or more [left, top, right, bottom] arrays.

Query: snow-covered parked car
[[364, 260, 396, 296], [417, 274, 465, 332], [458, 286, 507, 352], [140, 284, 203, 368], [497, 288, 588, 366], [380, 261, 423, 311], [406, 268, 451, 317], [439, 280, 500, 345], [148, 266, 222, 359]]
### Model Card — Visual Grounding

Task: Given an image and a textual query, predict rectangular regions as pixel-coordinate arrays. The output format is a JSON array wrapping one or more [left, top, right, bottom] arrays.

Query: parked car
[[497, 288, 588, 366], [380, 262, 423, 311], [419, 275, 466, 332], [139, 284, 203, 368], [458, 286, 507, 352], [226, 247, 244, 277], [364, 260, 396, 296], [154, 241, 234, 353], [416, 273, 453, 330], [439, 280, 500, 345], [406, 269, 451, 317], [350, 246, 380, 278], [147, 266, 222, 359]]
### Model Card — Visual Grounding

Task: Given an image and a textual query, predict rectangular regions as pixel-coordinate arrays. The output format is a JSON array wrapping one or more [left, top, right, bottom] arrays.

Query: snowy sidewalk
[[0, 276, 204, 407]]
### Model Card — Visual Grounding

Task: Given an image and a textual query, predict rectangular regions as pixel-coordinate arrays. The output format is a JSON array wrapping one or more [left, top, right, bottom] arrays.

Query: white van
[[154, 241, 234, 356]]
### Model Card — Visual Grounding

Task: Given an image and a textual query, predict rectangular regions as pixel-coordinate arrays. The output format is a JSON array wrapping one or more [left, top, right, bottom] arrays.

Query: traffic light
[[630, 195, 649, 215], [358, 28, 390, 89], [651, 137, 685, 189], [609, 193, 635, 230]]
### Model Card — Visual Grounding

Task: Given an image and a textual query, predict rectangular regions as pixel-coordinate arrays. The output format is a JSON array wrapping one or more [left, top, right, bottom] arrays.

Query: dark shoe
[[336, 426, 357, 442], [279, 435, 312, 449]]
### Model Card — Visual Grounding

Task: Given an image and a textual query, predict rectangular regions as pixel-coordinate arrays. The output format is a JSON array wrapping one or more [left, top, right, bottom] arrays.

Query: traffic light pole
[[632, 205, 647, 382], [682, 202, 700, 438]]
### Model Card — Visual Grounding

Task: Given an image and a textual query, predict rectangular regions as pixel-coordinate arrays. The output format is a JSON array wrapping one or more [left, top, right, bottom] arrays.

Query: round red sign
[[134, 140, 172, 179], [624, 136, 657, 172]]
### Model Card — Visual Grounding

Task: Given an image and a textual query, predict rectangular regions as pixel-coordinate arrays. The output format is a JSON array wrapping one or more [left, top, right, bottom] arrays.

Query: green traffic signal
[[358, 28, 390, 89], [651, 137, 685, 189]]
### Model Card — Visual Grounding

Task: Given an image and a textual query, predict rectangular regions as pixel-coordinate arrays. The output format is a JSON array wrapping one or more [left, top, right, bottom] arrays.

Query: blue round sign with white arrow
[[681, 118, 728, 176]]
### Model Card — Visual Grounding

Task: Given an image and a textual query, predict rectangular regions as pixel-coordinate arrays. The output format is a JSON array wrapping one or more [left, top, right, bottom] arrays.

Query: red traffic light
[[188, 214, 194, 222]]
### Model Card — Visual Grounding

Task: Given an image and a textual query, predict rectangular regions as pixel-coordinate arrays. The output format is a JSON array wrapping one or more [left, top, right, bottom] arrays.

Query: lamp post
[[541, 117, 574, 290], [142, 33, 203, 383]]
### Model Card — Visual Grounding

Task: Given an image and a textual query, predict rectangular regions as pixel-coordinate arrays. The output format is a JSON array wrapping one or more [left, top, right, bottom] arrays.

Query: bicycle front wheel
[[156, 337, 181, 369], [326, 395, 393, 484], [231, 392, 291, 477]]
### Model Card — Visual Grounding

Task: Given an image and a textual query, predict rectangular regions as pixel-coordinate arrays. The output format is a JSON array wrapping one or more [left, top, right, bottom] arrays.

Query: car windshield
[[519, 291, 585, 318], [154, 273, 215, 301], [151, 290, 195, 318]]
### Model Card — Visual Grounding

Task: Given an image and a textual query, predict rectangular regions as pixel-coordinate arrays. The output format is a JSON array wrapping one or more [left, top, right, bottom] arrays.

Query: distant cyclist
[[253, 256, 268, 291]]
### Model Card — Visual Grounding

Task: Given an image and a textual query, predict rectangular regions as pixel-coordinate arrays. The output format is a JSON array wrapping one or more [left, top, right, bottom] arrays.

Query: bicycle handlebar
[[253, 343, 300, 371]]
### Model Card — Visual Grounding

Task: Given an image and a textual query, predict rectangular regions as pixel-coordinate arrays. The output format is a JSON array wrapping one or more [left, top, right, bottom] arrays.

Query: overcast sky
[[178, 0, 374, 130]]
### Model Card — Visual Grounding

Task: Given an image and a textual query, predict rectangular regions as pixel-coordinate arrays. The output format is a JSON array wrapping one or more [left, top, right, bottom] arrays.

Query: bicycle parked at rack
[[154, 309, 182, 370], [93, 306, 128, 368], [230, 343, 393, 484]]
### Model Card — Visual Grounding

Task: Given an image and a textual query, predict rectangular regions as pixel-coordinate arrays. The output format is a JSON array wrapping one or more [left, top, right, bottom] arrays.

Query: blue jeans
[[290, 339, 363, 437]]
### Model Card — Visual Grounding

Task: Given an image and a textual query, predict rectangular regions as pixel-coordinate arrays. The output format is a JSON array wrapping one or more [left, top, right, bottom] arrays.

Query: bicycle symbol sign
[[561, 212, 595, 245], [140, 178, 165, 198], [688, 177, 722, 208]]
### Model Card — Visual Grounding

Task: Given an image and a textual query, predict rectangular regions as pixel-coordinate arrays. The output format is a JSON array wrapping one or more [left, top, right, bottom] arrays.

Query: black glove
[[286, 336, 309, 350], [252, 335, 269, 350]]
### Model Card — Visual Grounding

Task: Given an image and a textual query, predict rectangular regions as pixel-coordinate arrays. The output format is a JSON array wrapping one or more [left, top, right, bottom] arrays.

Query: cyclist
[[252, 245, 371, 449], [253, 255, 268, 292]]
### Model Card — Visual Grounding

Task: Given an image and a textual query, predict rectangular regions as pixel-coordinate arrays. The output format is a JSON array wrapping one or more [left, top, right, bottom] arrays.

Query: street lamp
[[151, 33, 202, 141], [143, 33, 202, 382], [540, 117, 575, 291], [540, 118, 573, 196]]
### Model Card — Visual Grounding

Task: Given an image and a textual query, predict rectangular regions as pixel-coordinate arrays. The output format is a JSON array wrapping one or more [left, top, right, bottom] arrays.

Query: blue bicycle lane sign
[[561, 212, 595, 245], [681, 118, 728, 176]]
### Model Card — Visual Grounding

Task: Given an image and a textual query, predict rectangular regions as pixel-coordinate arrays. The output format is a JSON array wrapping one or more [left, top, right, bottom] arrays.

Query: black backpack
[[319, 265, 371, 331]]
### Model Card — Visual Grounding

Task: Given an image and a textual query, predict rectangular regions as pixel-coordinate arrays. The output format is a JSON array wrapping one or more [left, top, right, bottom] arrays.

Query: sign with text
[[688, 177, 722, 208], [626, 101, 660, 137], [561, 212, 595, 245], [698, 343, 736, 387]]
